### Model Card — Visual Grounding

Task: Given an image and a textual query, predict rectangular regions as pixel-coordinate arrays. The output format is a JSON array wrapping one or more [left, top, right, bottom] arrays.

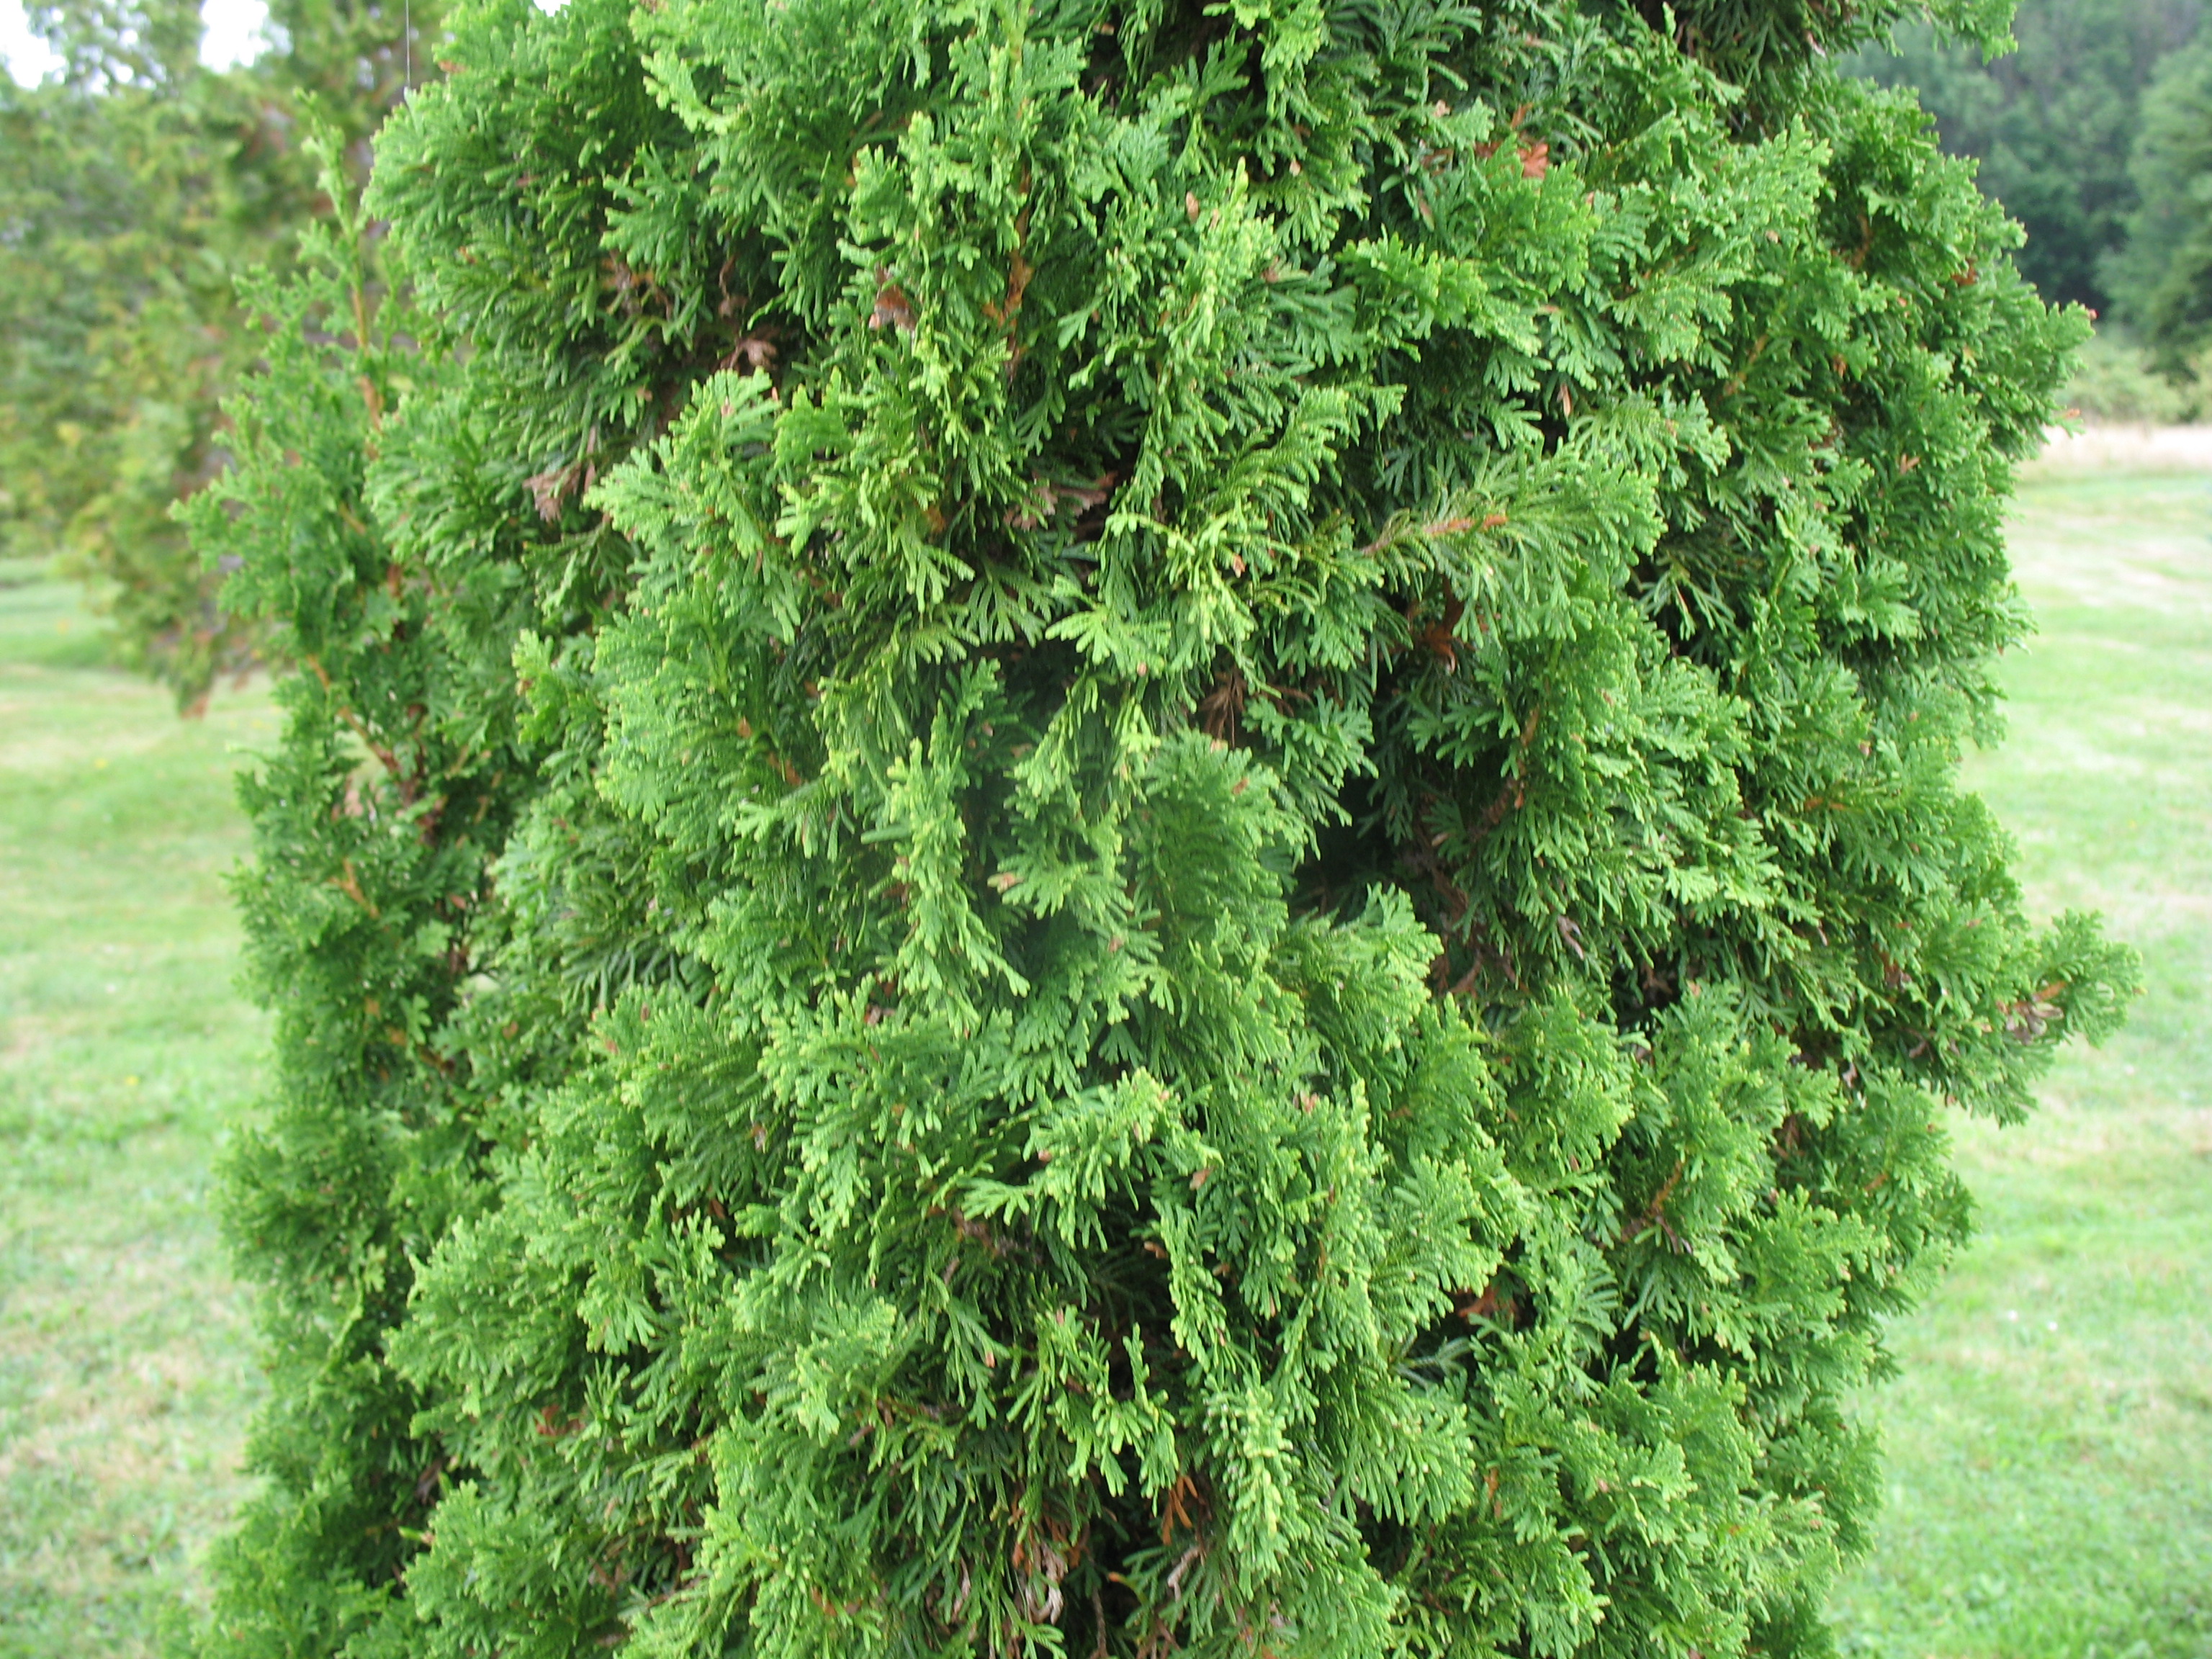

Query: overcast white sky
[[1, 0, 269, 82]]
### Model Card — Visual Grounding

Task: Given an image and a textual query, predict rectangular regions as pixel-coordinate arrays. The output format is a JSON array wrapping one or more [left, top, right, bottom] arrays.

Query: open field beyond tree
[[0, 559, 274, 1657], [0, 467, 2207, 1657]]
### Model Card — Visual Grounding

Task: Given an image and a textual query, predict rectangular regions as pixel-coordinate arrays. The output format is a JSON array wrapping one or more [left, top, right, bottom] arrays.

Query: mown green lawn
[[0, 469, 2206, 1658], [0, 558, 276, 1657]]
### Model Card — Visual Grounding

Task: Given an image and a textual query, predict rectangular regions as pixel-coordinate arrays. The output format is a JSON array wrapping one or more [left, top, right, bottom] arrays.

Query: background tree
[[0, 0, 437, 704], [2105, 35, 2212, 367], [190, 0, 2136, 1654], [1847, 0, 2202, 310], [0, 0, 284, 699]]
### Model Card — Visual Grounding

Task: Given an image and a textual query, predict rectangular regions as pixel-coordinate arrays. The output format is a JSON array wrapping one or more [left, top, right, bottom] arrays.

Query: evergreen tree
[[0, 2, 284, 698], [0, 0, 439, 704], [190, 0, 2136, 1653], [2106, 35, 2212, 368], [1846, 0, 2201, 310]]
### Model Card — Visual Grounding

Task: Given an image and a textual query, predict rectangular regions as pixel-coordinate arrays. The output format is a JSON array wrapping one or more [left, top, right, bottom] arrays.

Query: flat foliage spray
[[190, 0, 2138, 1653]]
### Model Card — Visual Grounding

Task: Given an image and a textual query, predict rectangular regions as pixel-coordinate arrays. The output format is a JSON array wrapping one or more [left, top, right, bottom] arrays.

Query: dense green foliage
[[191, 0, 2136, 1653], [0, 34, 284, 698], [2107, 36, 2212, 365], [0, 0, 434, 703], [1846, 0, 2200, 312]]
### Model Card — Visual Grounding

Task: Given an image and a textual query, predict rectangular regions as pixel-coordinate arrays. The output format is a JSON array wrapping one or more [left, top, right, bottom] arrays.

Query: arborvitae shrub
[[192, 1, 2139, 1653]]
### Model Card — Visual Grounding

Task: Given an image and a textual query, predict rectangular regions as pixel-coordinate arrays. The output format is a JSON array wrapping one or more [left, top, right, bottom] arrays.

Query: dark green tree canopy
[[2107, 33, 2212, 364], [1848, 0, 2202, 311], [191, 0, 2132, 1653]]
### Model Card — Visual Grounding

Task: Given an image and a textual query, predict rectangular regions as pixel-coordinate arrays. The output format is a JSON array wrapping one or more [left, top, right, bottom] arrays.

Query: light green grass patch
[[0, 563, 276, 1658]]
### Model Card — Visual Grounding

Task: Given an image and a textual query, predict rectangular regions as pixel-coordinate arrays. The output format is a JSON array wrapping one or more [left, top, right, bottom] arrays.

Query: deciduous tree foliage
[[191, 0, 2136, 1653]]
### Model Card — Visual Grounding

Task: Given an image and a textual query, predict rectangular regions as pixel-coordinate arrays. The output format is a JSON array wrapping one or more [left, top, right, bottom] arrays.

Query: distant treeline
[[1850, 0, 2212, 372]]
